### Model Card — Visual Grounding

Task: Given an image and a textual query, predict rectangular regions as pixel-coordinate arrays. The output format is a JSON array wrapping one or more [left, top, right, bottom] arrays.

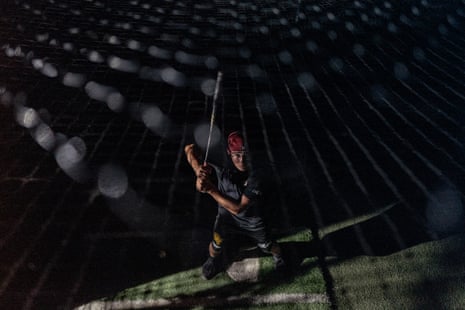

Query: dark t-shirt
[[211, 164, 265, 230]]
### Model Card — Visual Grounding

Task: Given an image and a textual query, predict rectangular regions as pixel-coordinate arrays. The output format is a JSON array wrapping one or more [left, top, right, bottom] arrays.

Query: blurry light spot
[[201, 79, 216, 96], [141, 105, 170, 136], [63, 72, 86, 88], [68, 27, 80, 34], [259, 26, 269, 34], [35, 33, 49, 42], [290, 28, 301, 37], [371, 84, 388, 102], [108, 56, 140, 73], [239, 47, 251, 59], [194, 123, 221, 149], [85, 81, 116, 102], [298, 72, 316, 91], [148, 45, 172, 59], [55, 137, 86, 169], [205, 56, 218, 69], [387, 23, 397, 33], [1, 91, 13, 106], [88, 50, 104, 63], [106, 92, 125, 112], [98, 164, 129, 199], [329, 58, 344, 72], [278, 50, 293, 64], [345, 22, 355, 32], [246, 64, 266, 80], [353, 44, 365, 56], [438, 24, 448, 35], [15, 106, 40, 128], [161, 67, 186, 87], [41, 63, 58, 78], [107, 35, 121, 45], [32, 58, 44, 70], [32, 123, 56, 151], [328, 31, 338, 41], [306, 40, 318, 53], [256, 93, 277, 114], [63, 42, 74, 51], [393, 62, 410, 80], [413, 47, 426, 61]]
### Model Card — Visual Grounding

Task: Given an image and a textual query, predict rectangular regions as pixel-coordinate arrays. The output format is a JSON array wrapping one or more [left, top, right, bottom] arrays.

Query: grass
[[330, 233, 465, 309], [76, 225, 465, 309], [82, 229, 329, 309]]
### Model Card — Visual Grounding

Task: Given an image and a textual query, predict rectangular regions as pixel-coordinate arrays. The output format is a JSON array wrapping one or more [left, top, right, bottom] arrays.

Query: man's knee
[[209, 232, 224, 257], [257, 241, 280, 255], [209, 242, 222, 257]]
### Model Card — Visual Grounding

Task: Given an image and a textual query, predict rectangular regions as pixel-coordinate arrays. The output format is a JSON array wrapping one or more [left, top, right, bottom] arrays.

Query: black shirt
[[211, 164, 265, 230]]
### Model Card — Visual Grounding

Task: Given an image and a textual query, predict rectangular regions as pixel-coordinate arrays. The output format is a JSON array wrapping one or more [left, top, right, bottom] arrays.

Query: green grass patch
[[97, 228, 328, 309], [330, 233, 465, 309]]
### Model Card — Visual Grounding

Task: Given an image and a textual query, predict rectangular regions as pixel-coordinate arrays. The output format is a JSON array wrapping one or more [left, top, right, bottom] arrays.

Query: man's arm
[[198, 177, 249, 215], [185, 144, 213, 193], [209, 190, 250, 215], [184, 144, 203, 176]]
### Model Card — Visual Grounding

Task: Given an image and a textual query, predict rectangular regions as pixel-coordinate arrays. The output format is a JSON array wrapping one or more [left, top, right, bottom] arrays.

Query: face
[[229, 151, 248, 172]]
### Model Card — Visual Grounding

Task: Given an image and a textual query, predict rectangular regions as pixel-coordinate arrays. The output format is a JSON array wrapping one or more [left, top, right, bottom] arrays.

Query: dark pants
[[211, 211, 273, 253]]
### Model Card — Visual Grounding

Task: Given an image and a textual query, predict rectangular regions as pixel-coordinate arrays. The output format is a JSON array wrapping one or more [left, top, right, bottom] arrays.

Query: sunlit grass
[[330, 233, 465, 309], [98, 229, 328, 309]]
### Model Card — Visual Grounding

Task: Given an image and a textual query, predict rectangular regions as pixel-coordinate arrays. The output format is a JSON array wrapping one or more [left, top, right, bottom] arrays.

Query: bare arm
[[184, 144, 203, 176], [198, 177, 249, 215], [208, 189, 250, 215]]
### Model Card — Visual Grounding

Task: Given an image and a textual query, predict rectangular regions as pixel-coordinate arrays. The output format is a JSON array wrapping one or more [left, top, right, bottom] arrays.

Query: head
[[227, 131, 248, 172]]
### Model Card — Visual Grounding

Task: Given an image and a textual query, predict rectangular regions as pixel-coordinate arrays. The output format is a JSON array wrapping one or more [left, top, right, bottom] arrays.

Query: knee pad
[[257, 241, 273, 253]]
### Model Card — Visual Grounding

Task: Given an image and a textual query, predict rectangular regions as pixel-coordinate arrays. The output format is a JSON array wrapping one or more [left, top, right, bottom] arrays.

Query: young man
[[184, 131, 285, 280]]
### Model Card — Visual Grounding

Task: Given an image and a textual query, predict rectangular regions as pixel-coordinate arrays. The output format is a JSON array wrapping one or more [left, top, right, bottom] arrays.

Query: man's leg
[[251, 229, 287, 271], [202, 219, 226, 280]]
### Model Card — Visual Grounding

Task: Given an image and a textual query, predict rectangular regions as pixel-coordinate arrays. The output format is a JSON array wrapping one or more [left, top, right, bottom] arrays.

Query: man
[[184, 131, 285, 280]]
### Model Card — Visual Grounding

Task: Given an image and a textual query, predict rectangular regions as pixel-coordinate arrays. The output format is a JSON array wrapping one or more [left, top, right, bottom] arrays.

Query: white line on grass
[[75, 293, 329, 309]]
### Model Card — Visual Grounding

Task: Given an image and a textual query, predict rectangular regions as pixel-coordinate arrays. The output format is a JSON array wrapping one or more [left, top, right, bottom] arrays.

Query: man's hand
[[196, 175, 217, 193], [196, 164, 216, 193], [196, 163, 212, 178]]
